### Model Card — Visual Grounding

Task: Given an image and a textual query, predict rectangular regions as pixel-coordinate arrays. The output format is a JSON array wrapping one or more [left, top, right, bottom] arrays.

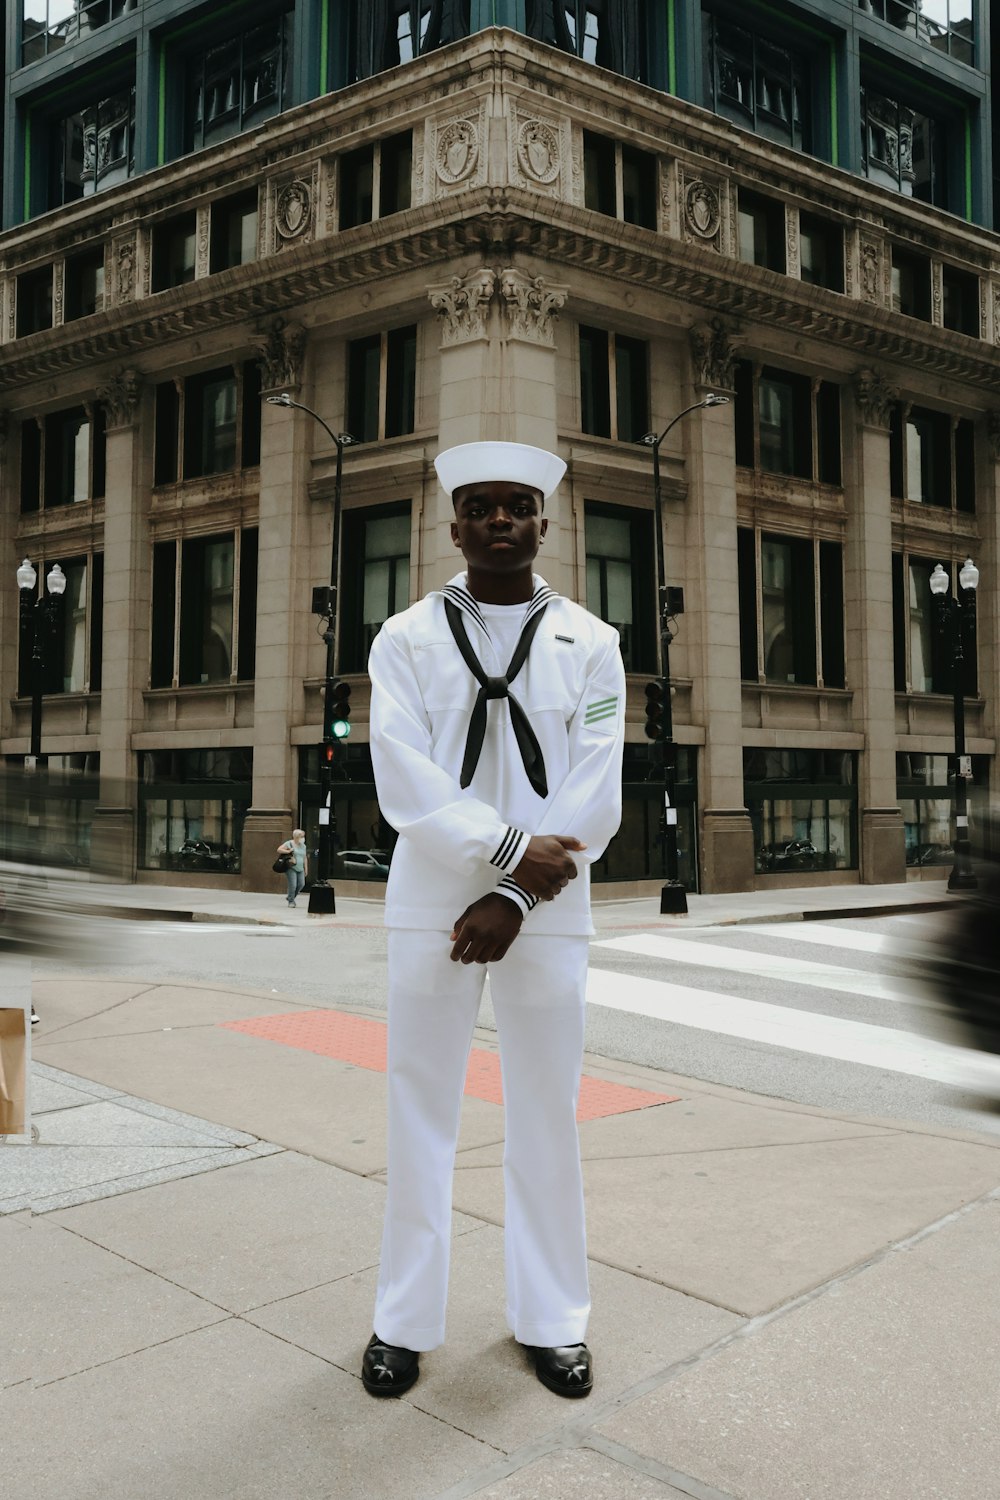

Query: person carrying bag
[[275, 829, 308, 908]]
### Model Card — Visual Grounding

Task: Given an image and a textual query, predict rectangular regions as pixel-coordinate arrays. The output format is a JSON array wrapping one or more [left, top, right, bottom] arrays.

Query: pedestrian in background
[[276, 829, 308, 908]]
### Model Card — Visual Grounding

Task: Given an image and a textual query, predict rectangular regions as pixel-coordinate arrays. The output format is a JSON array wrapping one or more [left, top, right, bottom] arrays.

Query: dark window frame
[[16, 550, 103, 699], [338, 131, 413, 231], [738, 526, 845, 689], [153, 362, 262, 485], [889, 403, 974, 510], [584, 500, 657, 674], [578, 325, 650, 442], [582, 129, 658, 229], [339, 502, 412, 673], [149, 528, 259, 689], [737, 189, 786, 273], [734, 361, 842, 485], [703, 9, 813, 152], [346, 325, 417, 443]]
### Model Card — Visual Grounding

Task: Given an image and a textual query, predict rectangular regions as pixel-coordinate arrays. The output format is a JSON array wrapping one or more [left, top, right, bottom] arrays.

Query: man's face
[[450, 481, 547, 573]]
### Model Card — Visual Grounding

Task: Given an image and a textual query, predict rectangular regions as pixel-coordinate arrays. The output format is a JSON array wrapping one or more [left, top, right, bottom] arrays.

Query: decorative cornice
[[255, 317, 306, 391], [97, 367, 142, 428], [689, 318, 739, 391], [988, 411, 1000, 463], [428, 266, 496, 344], [853, 367, 899, 428], [498, 267, 566, 345]]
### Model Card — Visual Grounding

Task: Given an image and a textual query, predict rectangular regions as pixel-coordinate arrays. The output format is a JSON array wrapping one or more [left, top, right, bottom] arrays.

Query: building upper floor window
[[583, 131, 657, 228], [150, 530, 258, 688], [153, 362, 262, 485], [17, 552, 103, 697], [799, 215, 844, 292], [738, 191, 785, 273], [65, 248, 106, 320], [860, 0, 974, 66], [734, 362, 841, 485], [210, 191, 259, 273], [889, 404, 974, 509], [151, 214, 197, 293], [339, 505, 412, 672], [16, 266, 53, 337], [892, 553, 976, 694], [738, 529, 844, 688], [584, 503, 656, 673], [20, 406, 106, 513], [21, 0, 138, 65], [346, 326, 417, 443], [526, 1, 650, 81], [579, 326, 649, 442], [861, 86, 946, 208], [339, 133, 412, 231], [703, 11, 810, 152], [339, 1, 470, 84], [180, 10, 293, 156], [891, 247, 932, 320], [942, 265, 980, 335], [43, 84, 135, 210]]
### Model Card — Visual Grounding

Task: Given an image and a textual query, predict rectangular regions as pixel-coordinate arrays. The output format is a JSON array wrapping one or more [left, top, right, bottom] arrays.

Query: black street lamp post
[[17, 557, 67, 765], [265, 393, 354, 914], [929, 558, 979, 892], [639, 394, 730, 915]]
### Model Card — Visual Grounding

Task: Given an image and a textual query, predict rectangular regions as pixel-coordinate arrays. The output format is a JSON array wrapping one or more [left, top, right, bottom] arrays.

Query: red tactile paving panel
[[221, 1009, 677, 1121]]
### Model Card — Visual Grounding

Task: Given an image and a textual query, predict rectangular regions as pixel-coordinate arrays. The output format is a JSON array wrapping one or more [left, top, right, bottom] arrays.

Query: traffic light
[[644, 680, 664, 740], [329, 680, 352, 740], [323, 743, 336, 766]]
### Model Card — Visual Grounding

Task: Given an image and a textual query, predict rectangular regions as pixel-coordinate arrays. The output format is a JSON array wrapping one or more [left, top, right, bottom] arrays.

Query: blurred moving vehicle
[[929, 860, 1000, 1063], [335, 849, 389, 880]]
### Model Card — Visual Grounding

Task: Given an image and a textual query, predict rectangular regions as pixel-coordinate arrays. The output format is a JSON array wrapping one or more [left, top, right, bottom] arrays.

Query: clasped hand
[[449, 835, 586, 964]]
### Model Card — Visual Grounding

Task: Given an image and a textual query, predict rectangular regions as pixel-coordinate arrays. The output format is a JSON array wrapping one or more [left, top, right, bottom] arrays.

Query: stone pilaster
[[0, 412, 16, 748], [241, 323, 309, 891], [92, 369, 145, 881], [685, 323, 755, 892], [847, 368, 906, 883]]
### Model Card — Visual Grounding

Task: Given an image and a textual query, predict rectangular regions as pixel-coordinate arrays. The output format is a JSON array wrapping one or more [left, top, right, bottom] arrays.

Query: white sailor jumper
[[368, 575, 625, 1351]]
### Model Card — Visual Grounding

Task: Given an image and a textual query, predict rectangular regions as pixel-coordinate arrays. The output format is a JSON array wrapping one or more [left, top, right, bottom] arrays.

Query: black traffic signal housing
[[644, 680, 664, 740], [329, 680, 352, 740]]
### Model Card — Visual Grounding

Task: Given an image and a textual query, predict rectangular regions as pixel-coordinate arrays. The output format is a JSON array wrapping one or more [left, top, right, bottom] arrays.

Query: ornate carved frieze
[[785, 210, 799, 279], [689, 318, 739, 390], [273, 167, 318, 251], [113, 235, 136, 305], [98, 368, 142, 429], [428, 266, 496, 344], [499, 268, 566, 345], [196, 205, 211, 279], [430, 103, 488, 198], [52, 261, 65, 328], [992, 284, 1000, 346], [853, 367, 898, 428], [931, 262, 943, 328], [860, 238, 882, 304], [987, 411, 1000, 462], [677, 164, 726, 255], [255, 317, 306, 389], [508, 110, 568, 195]]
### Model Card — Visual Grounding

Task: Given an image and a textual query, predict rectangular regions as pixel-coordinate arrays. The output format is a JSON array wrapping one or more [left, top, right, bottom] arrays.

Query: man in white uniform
[[362, 441, 625, 1399]]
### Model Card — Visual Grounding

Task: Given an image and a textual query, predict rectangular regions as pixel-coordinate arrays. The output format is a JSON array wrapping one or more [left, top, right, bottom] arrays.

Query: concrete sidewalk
[[5, 921, 1000, 1500]]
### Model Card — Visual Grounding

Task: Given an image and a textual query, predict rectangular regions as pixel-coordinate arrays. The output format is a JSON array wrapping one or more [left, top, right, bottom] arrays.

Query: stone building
[[1, 1, 999, 895]]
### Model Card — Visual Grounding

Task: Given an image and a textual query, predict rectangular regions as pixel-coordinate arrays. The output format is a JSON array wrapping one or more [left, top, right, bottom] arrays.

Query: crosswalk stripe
[[593, 933, 923, 1007], [728, 922, 938, 959], [585, 967, 1000, 1089]]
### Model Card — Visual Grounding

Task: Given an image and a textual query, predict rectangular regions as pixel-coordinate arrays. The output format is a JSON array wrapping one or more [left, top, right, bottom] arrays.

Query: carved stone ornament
[[684, 181, 721, 240], [428, 267, 496, 345], [517, 120, 561, 184], [116, 238, 135, 304], [98, 368, 142, 429], [992, 285, 1000, 345], [435, 119, 479, 185], [255, 317, 306, 390], [860, 240, 880, 303], [689, 319, 738, 391], [499, 268, 567, 346], [0, 409, 10, 461], [988, 411, 1000, 462], [853, 367, 898, 428], [275, 180, 312, 240]]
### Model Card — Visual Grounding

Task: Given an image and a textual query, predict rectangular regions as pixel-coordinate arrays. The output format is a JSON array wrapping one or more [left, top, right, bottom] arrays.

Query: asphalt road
[[41, 908, 1000, 1139]]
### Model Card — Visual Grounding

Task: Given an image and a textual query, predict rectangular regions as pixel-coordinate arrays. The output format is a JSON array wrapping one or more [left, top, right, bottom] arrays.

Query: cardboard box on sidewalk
[[0, 1005, 28, 1137]]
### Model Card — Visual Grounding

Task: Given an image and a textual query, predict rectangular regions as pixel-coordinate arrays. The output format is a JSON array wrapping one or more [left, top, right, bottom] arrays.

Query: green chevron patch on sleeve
[[584, 694, 619, 725]]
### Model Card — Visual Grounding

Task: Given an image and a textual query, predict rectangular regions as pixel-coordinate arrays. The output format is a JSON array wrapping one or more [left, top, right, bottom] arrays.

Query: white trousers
[[373, 929, 590, 1352]]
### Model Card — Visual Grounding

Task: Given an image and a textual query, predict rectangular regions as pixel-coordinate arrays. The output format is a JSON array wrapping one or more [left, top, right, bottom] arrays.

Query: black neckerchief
[[443, 597, 549, 797]]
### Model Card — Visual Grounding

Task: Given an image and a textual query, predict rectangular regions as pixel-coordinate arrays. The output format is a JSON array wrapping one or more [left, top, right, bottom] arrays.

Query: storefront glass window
[[744, 748, 858, 872], [138, 748, 252, 873]]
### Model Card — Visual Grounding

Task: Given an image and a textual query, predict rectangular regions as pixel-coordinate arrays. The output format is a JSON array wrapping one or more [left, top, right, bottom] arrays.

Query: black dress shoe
[[361, 1334, 420, 1397], [526, 1343, 593, 1398]]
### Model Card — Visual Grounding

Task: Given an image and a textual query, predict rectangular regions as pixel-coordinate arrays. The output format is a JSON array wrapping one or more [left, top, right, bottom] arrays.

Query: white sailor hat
[[434, 441, 566, 501]]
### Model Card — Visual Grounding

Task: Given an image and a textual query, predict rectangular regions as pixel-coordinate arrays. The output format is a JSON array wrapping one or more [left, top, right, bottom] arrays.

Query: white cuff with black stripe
[[494, 877, 539, 917], [490, 826, 529, 873]]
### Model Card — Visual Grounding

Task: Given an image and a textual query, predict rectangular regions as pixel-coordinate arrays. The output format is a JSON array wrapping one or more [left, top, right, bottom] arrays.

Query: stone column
[[846, 369, 905, 882], [241, 318, 309, 892], [0, 413, 16, 746], [981, 415, 1000, 764], [684, 320, 755, 892], [92, 369, 145, 881]]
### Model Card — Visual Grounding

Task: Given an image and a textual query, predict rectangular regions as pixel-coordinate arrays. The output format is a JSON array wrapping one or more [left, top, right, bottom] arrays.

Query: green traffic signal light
[[329, 680, 352, 740], [644, 680, 664, 740]]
